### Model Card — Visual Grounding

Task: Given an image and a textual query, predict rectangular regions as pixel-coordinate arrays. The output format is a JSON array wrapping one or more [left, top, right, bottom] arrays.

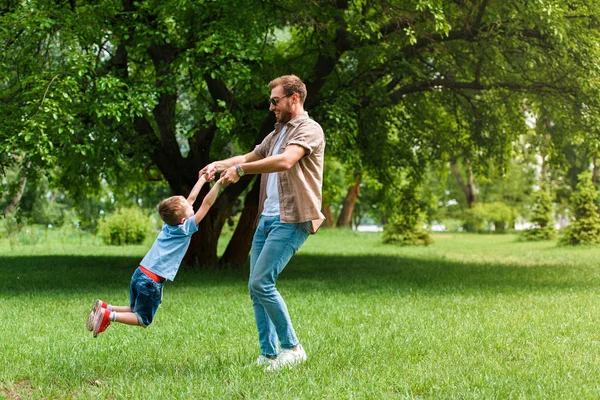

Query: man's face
[[269, 85, 293, 123]]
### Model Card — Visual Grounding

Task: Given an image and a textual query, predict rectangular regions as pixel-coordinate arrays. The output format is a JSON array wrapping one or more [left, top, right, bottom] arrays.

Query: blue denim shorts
[[129, 267, 163, 327]]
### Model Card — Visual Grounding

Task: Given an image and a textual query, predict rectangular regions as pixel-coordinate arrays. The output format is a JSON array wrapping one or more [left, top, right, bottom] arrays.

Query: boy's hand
[[201, 170, 215, 182], [217, 176, 228, 187], [201, 163, 218, 181], [220, 166, 241, 185]]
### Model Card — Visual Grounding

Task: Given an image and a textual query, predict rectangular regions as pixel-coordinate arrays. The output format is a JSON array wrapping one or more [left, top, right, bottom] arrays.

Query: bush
[[560, 171, 600, 245], [383, 212, 433, 246], [98, 207, 153, 245], [521, 189, 555, 241], [463, 202, 518, 233]]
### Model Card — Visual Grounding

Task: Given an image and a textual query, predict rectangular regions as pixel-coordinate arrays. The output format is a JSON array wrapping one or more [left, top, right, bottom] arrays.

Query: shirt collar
[[274, 111, 309, 130]]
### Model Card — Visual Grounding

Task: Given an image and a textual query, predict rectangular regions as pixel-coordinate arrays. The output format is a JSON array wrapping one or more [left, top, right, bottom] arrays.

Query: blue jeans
[[130, 268, 163, 327], [249, 215, 310, 357]]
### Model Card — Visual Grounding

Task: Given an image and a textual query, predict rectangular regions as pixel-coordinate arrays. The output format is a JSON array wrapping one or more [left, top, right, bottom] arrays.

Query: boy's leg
[[92, 269, 161, 337], [91, 306, 141, 337], [87, 303, 134, 331], [129, 268, 163, 327], [113, 312, 141, 325], [111, 305, 133, 312]]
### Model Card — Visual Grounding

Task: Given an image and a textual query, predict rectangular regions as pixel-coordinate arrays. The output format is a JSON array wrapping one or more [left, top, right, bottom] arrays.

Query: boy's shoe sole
[[86, 300, 105, 331], [92, 308, 111, 338]]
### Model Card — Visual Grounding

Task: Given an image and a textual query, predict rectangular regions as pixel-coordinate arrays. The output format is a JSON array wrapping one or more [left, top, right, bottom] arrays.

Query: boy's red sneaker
[[87, 300, 108, 331], [93, 308, 111, 338]]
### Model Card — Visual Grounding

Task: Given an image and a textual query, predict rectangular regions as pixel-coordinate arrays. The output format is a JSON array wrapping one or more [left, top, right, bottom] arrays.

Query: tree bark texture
[[449, 159, 478, 208], [220, 176, 261, 268], [321, 205, 334, 228], [3, 161, 29, 216], [336, 177, 361, 227]]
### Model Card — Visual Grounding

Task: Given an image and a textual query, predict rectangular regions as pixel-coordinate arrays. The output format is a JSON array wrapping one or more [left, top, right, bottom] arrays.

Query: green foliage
[[382, 185, 433, 246], [0, 213, 23, 246], [97, 207, 153, 246], [560, 171, 600, 245], [383, 212, 433, 246], [5, 0, 600, 265], [521, 189, 556, 241], [464, 202, 519, 233]]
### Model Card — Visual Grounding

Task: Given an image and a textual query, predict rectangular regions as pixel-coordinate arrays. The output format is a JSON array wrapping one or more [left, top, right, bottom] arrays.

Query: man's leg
[[249, 217, 309, 351], [250, 217, 278, 358]]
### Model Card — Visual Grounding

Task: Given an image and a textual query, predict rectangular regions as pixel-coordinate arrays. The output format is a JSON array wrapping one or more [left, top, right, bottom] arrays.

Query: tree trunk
[[449, 158, 478, 208], [181, 174, 255, 268], [3, 161, 29, 216], [321, 204, 334, 228], [220, 176, 261, 268], [336, 177, 361, 228]]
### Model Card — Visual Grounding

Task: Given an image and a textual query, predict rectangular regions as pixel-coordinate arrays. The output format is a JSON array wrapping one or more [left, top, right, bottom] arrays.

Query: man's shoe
[[255, 355, 273, 366], [266, 345, 306, 371], [86, 300, 107, 331], [92, 308, 111, 338]]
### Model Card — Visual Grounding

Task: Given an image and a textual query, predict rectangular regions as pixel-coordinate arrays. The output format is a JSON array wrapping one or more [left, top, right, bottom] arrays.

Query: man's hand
[[200, 163, 218, 181], [221, 165, 241, 185]]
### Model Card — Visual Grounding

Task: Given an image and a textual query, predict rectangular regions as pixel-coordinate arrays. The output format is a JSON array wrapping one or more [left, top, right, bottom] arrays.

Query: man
[[202, 75, 325, 370]]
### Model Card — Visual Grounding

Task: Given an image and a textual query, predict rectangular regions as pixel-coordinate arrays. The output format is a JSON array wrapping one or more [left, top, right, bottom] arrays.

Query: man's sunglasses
[[268, 93, 293, 106]]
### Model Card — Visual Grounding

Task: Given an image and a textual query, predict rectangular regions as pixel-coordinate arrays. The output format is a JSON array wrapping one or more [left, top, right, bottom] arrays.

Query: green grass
[[2, 230, 600, 398]]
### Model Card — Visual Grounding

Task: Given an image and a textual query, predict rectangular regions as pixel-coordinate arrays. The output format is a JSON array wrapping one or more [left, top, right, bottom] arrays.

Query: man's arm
[[193, 178, 224, 224], [200, 151, 262, 180], [220, 144, 306, 185], [187, 173, 208, 205]]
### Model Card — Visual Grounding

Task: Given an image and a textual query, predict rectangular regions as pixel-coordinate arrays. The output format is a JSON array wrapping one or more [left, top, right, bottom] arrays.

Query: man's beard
[[277, 109, 292, 123]]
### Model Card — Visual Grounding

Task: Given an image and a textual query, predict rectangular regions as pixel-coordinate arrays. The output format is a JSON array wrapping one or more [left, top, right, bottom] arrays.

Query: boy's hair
[[158, 196, 187, 226], [268, 75, 307, 105]]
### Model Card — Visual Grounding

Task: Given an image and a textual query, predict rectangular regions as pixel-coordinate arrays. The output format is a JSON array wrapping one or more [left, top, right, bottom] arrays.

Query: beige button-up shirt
[[254, 112, 325, 233]]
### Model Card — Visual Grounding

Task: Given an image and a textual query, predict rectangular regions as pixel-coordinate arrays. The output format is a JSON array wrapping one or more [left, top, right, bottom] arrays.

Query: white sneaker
[[255, 355, 273, 366], [266, 345, 307, 371]]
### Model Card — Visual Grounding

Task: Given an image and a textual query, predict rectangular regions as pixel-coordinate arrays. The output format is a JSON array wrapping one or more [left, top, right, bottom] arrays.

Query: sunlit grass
[[2, 230, 600, 398]]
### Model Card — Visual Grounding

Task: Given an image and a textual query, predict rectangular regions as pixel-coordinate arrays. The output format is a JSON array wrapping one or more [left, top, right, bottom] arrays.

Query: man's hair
[[158, 196, 187, 226], [268, 75, 307, 104]]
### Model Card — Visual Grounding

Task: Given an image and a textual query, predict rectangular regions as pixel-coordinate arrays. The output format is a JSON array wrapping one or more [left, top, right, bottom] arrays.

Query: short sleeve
[[287, 120, 324, 157], [181, 217, 199, 235]]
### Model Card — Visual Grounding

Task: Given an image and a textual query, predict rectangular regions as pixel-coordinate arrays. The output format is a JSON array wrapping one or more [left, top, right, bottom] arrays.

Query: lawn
[[1, 230, 600, 399]]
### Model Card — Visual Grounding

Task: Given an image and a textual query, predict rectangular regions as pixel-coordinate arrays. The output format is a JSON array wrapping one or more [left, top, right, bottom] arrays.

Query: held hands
[[199, 163, 239, 186], [200, 163, 218, 182], [220, 166, 240, 185], [199, 170, 213, 183]]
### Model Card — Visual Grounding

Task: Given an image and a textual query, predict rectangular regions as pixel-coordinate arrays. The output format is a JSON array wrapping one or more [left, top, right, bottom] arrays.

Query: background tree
[[521, 188, 555, 241], [560, 171, 600, 245]]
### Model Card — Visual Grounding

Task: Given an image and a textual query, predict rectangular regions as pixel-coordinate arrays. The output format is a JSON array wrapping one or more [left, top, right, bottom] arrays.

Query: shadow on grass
[[1, 253, 598, 295]]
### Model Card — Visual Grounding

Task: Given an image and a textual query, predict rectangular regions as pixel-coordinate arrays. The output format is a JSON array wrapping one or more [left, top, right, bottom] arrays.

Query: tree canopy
[[3, 0, 600, 265]]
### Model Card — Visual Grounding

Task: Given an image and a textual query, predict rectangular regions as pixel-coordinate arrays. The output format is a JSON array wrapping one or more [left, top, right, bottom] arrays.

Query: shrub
[[463, 202, 518, 233], [521, 189, 555, 241], [383, 212, 433, 246], [560, 171, 600, 245], [98, 207, 153, 245]]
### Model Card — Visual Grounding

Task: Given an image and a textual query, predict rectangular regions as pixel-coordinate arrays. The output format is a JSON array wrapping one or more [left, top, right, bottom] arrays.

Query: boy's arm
[[187, 173, 208, 205], [193, 178, 223, 225]]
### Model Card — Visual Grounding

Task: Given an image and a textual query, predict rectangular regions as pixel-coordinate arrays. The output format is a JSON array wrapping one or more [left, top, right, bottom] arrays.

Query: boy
[[86, 173, 223, 337]]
